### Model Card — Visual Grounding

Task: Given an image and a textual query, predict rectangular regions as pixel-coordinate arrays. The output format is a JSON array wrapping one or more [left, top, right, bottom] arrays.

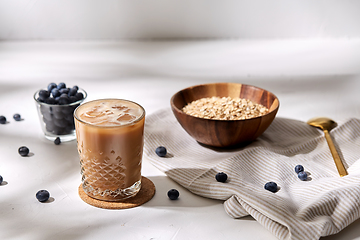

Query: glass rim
[[74, 98, 145, 128], [34, 88, 87, 107]]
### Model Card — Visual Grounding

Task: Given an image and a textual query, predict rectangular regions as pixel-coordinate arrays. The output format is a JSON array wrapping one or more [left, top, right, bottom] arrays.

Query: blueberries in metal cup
[[155, 146, 167, 157], [215, 172, 228, 182], [36, 190, 50, 202], [13, 113, 21, 121], [167, 189, 179, 200], [0, 115, 6, 124], [18, 146, 30, 157], [47, 82, 57, 92], [57, 82, 66, 90], [264, 181, 278, 193], [37, 82, 85, 136], [295, 165, 304, 174]]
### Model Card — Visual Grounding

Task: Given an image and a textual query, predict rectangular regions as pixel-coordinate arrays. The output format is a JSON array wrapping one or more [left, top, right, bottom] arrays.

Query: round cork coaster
[[78, 176, 155, 209]]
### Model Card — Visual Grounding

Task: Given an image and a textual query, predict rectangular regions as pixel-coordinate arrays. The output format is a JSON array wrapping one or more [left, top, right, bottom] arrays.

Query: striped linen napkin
[[143, 108, 360, 240]]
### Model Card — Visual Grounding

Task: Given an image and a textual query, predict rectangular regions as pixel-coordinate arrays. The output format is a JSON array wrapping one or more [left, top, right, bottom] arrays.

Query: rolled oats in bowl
[[182, 96, 269, 120]]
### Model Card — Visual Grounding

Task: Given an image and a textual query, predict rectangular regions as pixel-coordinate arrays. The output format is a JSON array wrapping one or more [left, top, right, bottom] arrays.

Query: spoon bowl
[[307, 117, 347, 177], [307, 117, 337, 131]]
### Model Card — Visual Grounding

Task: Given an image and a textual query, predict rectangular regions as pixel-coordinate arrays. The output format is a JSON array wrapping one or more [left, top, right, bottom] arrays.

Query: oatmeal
[[182, 96, 269, 120]]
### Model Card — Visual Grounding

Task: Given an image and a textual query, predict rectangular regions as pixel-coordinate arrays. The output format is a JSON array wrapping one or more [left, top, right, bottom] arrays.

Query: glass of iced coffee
[[74, 99, 145, 201]]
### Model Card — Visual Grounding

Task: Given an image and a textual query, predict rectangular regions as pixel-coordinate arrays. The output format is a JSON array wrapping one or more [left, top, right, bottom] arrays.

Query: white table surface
[[1, 39, 360, 240]]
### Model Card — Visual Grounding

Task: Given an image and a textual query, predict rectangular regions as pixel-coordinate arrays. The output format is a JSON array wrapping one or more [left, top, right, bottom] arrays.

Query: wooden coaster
[[78, 176, 155, 209]]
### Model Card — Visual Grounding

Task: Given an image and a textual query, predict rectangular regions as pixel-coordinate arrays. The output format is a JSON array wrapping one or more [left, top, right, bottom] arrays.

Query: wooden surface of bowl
[[170, 83, 279, 147]]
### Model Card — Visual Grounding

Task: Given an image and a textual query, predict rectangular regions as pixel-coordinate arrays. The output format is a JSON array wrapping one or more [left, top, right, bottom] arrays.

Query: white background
[[1, 0, 360, 40]]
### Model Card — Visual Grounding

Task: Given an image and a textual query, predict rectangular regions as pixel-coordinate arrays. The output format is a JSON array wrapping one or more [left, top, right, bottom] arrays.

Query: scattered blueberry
[[215, 172, 228, 182], [57, 82, 66, 90], [18, 146, 30, 157], [0, 175, 3, 185], [264, 182, 278, 193], [295, 165, 304, 174], [13, 113, 21, 121], [39, 90, 50, 101], [167, 189, 179, 200], [47, 82, 57, 92], [298, 171, 308, 181], [54, 137, 61, 145], [36, 190, 50, 202], [51, 88, 60, 98], [155, 146, 167, 157], [0, 115, 6, 124]]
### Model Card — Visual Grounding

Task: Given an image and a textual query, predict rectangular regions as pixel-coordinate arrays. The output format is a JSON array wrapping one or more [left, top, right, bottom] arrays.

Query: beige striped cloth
[[143, 108, 360, 240]]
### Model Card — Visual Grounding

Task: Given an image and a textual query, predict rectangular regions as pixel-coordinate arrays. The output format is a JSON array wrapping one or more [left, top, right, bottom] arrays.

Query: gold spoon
[[307, 117, 348, 177]]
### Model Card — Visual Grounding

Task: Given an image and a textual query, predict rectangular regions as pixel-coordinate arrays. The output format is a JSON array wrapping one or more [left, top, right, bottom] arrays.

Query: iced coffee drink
[[74, 99, 145, 201]]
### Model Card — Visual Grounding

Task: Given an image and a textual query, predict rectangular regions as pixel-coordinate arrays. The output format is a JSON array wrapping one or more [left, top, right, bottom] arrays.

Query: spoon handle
[[324, 130, 348, 177]]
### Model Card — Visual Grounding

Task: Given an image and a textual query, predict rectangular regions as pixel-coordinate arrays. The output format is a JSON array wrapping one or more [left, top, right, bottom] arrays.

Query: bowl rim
[[170, 82, 280, 122]]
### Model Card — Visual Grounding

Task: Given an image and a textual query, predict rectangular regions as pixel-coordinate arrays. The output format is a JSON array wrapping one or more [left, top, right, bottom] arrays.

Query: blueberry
[[264, 182, 278, 193], [36, 190, 50, 202], [18, 146, 30, 157], [155, 146, 167, 157], [73, 85, 79, 91], [295, 165, 304, 174], [75, 92, 84, 101], [39, 90, 50, 101], [59, 88, 70, 95], [51, 88, 60, 98], [0, 175, 3, 185], [13, 114, 21, 121], [57, 82, 66, 90], [68, 87, 78, 97], [54, 137, 61, 145], [298, 171, 308, 181], [47, 83, 57, 92], [167, 189, 179, 200], [215, 172, 228, 182], [58, 94, 70, 105], [45, 97, 57, 104], [0, 115, 6, 124], [69, 96, 77, 103]]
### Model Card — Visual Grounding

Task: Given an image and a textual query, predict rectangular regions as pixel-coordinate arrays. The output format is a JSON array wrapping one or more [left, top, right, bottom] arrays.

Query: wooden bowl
[[170, 83, 279, 147]]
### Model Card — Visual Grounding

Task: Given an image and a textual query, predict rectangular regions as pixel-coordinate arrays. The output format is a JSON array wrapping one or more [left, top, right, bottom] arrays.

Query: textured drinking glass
[[74, 99, 145, 201], [34, 89, 87, 142]]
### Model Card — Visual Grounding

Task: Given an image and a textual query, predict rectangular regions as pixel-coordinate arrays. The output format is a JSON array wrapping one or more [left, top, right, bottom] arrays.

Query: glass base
[[83, 179, 142, 202], [44, 131, 76, 142]]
